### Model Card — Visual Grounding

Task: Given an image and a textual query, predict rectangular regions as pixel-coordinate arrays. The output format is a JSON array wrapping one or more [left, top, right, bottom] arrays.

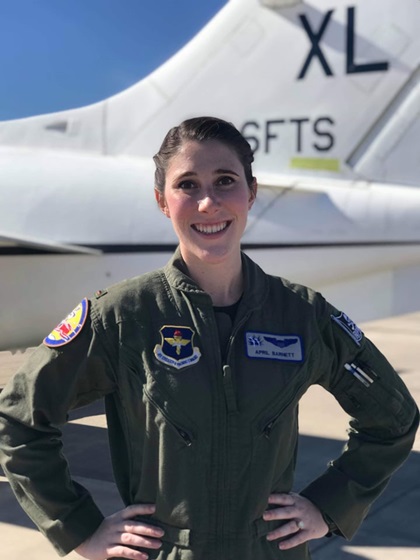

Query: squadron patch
[[43, 298, 89, 348], [246, 331, 304, 362], [331, 312, 363, 346], [154, 326, 201, 370]]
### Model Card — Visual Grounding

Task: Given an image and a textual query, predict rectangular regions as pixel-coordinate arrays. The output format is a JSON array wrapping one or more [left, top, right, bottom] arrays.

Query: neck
[[181, 252, 243, 306]]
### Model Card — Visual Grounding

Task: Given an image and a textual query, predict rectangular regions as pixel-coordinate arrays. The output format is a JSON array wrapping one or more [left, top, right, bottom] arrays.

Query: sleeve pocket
[[332, 364, 413, 437]]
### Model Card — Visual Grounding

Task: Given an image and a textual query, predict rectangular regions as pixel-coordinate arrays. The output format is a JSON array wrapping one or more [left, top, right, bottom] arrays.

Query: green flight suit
[[0, 249, 418, 559]]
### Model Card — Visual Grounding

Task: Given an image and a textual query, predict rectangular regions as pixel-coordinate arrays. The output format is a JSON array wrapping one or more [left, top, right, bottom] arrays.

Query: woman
[[0, 116, 418, 560]]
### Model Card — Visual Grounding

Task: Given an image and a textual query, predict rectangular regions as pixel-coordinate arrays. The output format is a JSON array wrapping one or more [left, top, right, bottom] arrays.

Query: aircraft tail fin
[[0, 0, 419, 185]]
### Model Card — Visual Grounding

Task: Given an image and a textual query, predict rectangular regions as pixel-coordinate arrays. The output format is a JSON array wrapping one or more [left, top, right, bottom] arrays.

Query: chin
[[197, 246, 235, 265], [181, 233, 242, 266]]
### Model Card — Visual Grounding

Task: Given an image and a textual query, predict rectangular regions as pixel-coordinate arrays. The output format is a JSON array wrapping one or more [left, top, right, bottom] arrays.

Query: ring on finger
[[297, 520, 305, 530]]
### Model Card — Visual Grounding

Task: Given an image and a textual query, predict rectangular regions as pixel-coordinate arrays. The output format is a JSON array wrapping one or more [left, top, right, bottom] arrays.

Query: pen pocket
[[335, 361, 410, 435]]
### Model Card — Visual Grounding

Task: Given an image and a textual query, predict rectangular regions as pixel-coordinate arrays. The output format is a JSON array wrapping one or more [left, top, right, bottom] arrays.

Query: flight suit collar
[[164, 247, 269, 311]]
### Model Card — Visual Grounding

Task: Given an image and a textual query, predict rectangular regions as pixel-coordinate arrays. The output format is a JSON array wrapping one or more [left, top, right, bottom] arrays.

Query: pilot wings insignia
[[154, 325, 201, 370], [263, 336, 298, 348], [164, 331, 190, 355]]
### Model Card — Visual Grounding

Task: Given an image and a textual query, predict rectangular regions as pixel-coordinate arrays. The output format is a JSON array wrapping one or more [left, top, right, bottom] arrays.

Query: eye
[[177, 180, 197, 190], [216, 175, 235, 188]]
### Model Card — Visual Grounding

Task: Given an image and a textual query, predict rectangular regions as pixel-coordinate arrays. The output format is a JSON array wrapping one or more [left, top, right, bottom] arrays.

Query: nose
[[197, 188, 220, 213]]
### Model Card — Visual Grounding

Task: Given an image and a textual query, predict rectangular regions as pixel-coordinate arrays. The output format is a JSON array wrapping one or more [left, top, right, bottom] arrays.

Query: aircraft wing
[[252, 171, 420, 244], [256, 172, 367, 193], [0, 231, 102, 255]]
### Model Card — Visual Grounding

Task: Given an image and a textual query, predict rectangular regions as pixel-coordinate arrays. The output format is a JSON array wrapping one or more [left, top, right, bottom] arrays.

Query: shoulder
[[267, 272, 328, 313], [41, 269, 166, 350], [241, 252, 328, 317], [89, 269, 165, 327]]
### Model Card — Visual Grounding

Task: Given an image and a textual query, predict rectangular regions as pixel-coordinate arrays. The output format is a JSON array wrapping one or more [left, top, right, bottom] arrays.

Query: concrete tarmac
[[0, 312, 419, 559]]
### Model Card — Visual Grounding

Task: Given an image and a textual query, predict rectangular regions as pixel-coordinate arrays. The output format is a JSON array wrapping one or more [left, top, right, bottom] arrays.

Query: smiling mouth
[[192, 221, 230, 235]]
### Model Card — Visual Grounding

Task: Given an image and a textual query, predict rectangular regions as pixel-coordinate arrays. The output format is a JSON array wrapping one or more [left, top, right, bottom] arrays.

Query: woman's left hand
[[263, 492, 329, 550]]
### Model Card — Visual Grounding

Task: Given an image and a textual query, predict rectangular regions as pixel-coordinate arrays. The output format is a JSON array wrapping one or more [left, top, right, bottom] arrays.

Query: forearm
[[0, 323, 116, 555], [0, 413, 105, 556], [300, 407, 419, 539]]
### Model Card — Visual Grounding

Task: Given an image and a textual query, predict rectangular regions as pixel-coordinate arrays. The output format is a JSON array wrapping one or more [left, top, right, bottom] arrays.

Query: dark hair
[[153, 116, 255, 193]]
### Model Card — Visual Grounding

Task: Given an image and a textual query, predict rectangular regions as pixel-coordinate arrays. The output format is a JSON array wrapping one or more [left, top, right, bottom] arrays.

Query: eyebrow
[[216, 168, 240, 177], [175, 169, 240, 180]]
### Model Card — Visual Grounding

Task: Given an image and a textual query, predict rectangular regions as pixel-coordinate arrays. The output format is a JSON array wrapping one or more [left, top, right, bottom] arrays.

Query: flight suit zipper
[[263, 408, 290, 439], [143, 388, 193, 446], [208, 309, 251, 559], [261, 379, 307, 439], [210, 314, 227, 560], [215, 312, 252, 558]]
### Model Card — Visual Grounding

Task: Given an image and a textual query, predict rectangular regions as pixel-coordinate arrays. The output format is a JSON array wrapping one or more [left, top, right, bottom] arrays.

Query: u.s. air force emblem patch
[[154, 326, 201, 370], [44, 298, 88, 348]]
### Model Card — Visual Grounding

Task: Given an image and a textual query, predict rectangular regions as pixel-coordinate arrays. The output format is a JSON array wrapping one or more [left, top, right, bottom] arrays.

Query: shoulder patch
[[44, 298, 89, 348], [331, 312, 363, 346]]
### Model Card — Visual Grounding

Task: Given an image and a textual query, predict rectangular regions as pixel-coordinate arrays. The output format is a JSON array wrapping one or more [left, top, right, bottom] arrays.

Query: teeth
[[194, 222, 228, 234]]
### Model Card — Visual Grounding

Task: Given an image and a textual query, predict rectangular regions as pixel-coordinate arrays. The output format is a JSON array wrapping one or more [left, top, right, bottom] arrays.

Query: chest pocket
[[244, 372, 309, 517], [143, 383, 196, 447], [140, 380, 210, 526]]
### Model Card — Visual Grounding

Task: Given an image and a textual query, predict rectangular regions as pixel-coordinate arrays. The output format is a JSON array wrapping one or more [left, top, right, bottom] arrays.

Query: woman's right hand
[[74, 504, 164, 560]]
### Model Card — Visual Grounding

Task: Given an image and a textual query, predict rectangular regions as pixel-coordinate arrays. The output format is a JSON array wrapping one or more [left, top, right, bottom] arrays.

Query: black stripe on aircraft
[[1, 241, 420, 256]]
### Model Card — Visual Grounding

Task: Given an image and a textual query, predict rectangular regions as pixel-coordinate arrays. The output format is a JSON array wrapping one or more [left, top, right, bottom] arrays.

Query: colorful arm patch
[[43, 298, 89, 348]]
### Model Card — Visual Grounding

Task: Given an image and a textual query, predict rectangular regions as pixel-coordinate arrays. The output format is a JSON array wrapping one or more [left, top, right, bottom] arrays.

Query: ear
[[248, 178, 258, 210], [155, 188, 170, 217]]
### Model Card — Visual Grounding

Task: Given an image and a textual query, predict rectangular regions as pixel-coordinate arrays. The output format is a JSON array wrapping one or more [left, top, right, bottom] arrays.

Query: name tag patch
[[246, 331, 304, 362]]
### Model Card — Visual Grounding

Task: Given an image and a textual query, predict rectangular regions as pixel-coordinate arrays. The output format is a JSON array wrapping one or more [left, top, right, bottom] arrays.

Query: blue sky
[[0, 1, 227, 121]]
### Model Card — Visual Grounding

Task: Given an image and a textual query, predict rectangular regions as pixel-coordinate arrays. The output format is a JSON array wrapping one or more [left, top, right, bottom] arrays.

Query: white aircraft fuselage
[[1, 0, 420, 350]]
